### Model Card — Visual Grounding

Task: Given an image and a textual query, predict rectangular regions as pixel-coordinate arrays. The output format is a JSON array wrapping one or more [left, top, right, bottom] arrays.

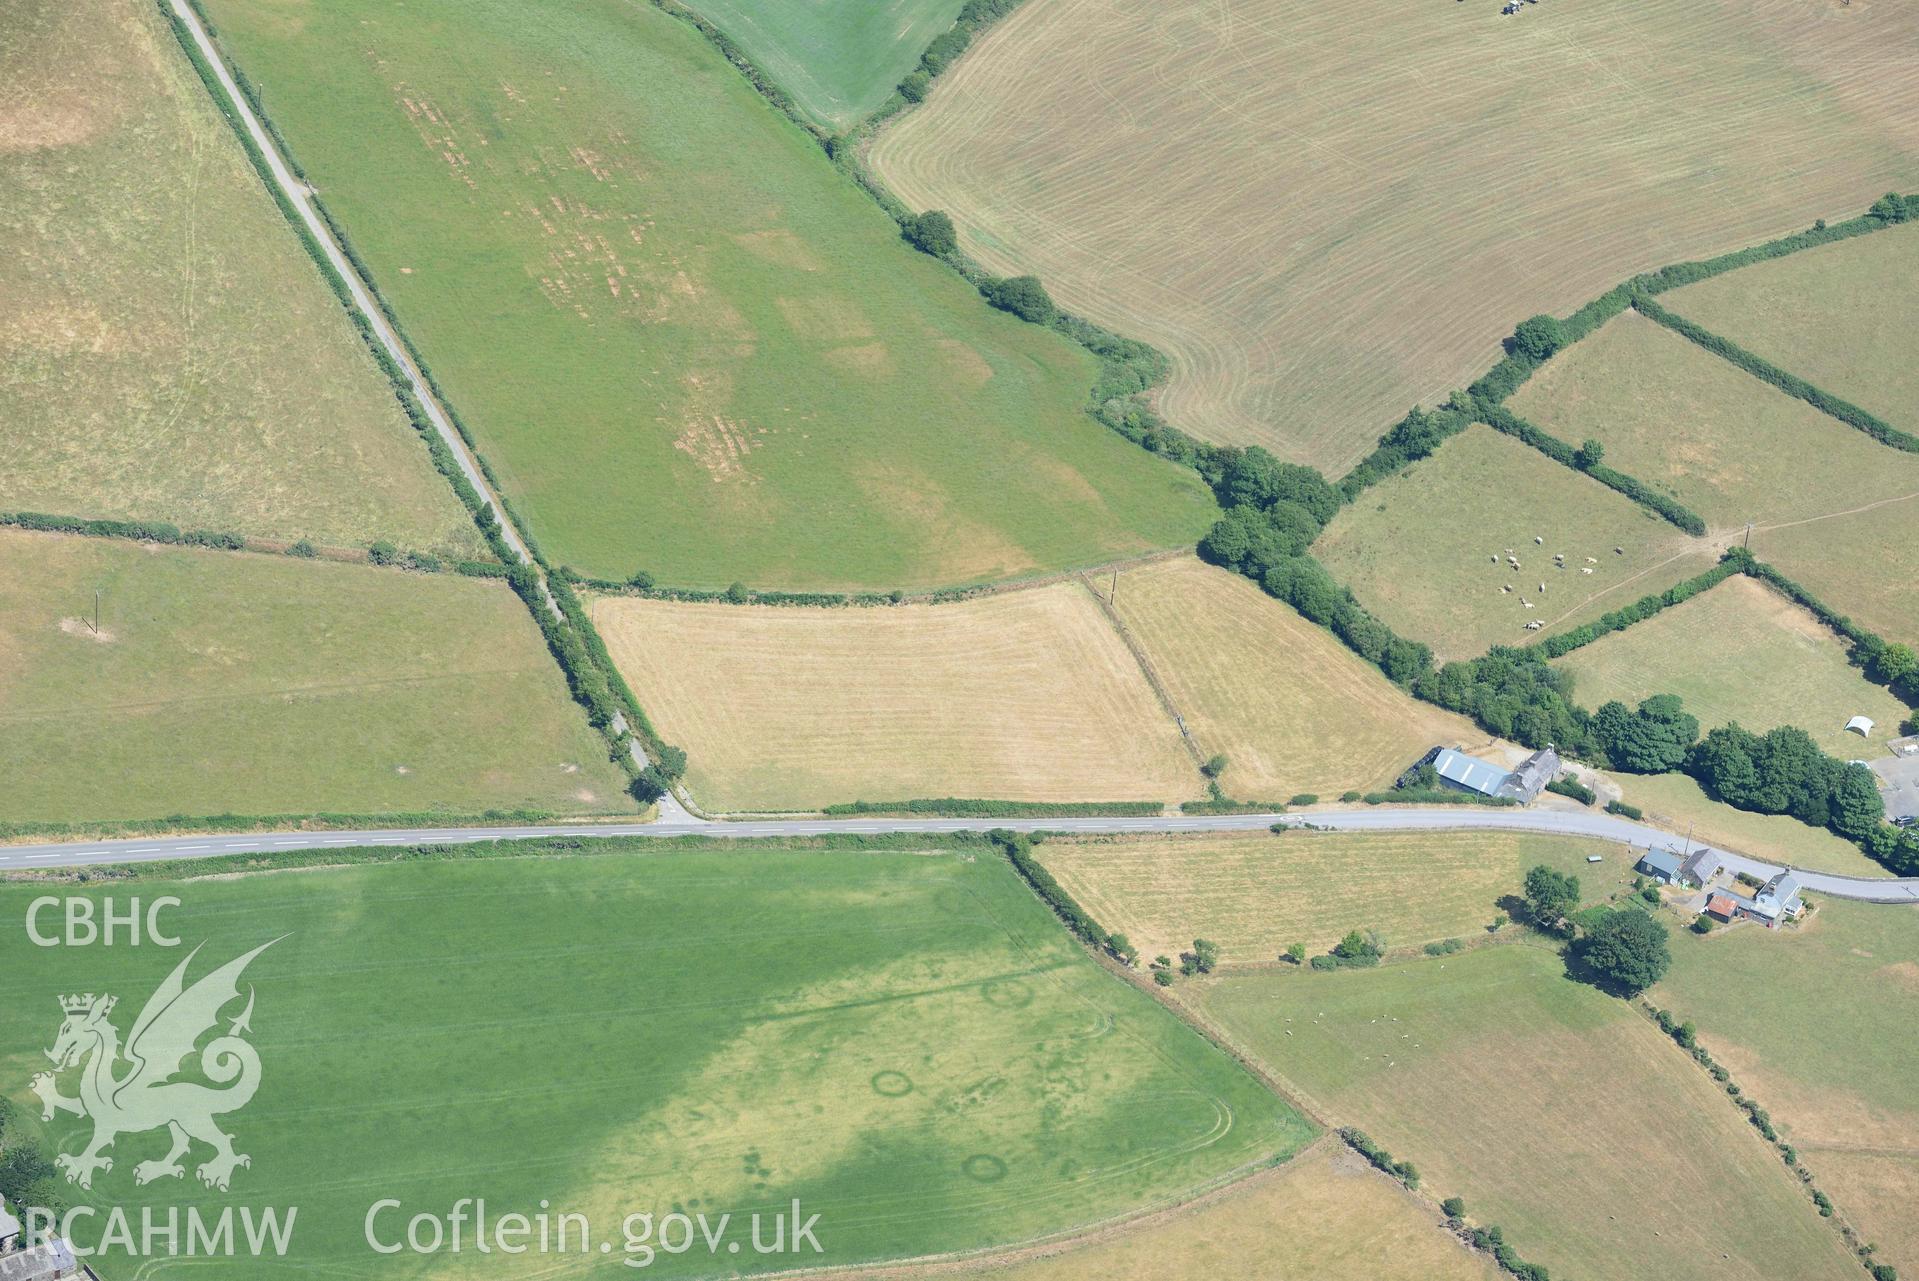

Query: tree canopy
[[1593, 694, 1699, 773], [1523, 864, 1580, 933], [1510, 314, 1567, 361], [1575, 909, 1671, 995]]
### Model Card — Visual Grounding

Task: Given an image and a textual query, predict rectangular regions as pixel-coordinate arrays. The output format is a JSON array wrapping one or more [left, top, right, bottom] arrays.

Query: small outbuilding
[[1678, 848, 1724, 889], [1705, 892, 1740, 922], [1637, 849, 1685, 884], [1845, 715, 1875, 738]]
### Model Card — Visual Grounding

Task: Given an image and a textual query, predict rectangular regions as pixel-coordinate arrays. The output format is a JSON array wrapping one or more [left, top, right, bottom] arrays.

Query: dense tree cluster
[[1420, 648, 1590, 752], [979, 275, 1054, 323], [905, 209, 957, 256], [1574, 910, 1671, 996], [1593, 694, 1699, 773], [1523, 864, 1580, 935], [1509, 314, 1567, 362], [1689, 724, 1884, 842]]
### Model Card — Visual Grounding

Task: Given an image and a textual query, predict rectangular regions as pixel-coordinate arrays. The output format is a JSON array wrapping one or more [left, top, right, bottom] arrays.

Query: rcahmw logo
[[20, 936, 300, 1261]]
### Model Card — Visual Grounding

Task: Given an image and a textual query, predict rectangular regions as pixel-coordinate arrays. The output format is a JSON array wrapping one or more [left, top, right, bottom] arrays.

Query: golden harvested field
[[950, 1141, 1501, 1281], [1036, 829, 1634, 963], [1615, 772, 1889, 878], [1111, 557, 1481, 797], [1557, 576, 1908, 756], [592, 585, 1200, 812], [1315, 426, 1715, 659], [1511, 310, 1919, 532], [0, 528, 625, 824], [0, 0, 480, 555], [1664, 222, 1919, 427], [869, 0, 1919, 472], [1205, 946, 1862, 1281], [1657, 901, 1919, 1275]]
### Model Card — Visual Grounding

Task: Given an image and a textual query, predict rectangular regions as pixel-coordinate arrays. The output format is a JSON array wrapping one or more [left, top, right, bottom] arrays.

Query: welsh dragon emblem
[[31, 939, 281, 1192]]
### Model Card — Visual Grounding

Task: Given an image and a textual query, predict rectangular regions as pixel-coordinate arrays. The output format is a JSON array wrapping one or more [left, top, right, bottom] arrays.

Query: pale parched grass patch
[[0, 0, 482, 555], [593, 584, 1201, 812]]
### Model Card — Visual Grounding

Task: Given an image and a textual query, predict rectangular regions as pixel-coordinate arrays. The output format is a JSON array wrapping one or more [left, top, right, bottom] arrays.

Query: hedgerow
[[990, 829, 1134, 964], [1477, 402, 1707, 535], [823, 799, 1162, 818], [1338, 397, 1475, 498], [0, 806, 563, 845], [1631, 296, 1919, 455], [1531, 551, 1749, 658]]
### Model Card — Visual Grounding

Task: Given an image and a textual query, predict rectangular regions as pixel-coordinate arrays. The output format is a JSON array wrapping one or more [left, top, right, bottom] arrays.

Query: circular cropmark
[[870, 1070, 914, 1098], [979, 977, 1034, 1009], [962, 1154, 1008, 1183]]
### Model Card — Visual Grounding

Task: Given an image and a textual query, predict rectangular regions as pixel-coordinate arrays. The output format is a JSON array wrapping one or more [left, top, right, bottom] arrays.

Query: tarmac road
[[4, 806, 1916, 902]]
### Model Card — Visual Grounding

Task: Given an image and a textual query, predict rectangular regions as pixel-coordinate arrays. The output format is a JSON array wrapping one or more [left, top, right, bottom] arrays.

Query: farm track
[[5, 806, 1916, 902]]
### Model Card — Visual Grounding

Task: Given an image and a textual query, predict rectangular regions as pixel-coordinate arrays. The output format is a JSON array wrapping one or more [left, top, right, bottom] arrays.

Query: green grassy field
[[0, 841, 1312, 1276], [1202, 946, 1860, 1281], [1315, 426, 1715, 659], [1614, 772, 1889, 879], [1556, 576, 1908, 756], [1656, 900, 1919, 1275], [0, 0, 481, 556], [1663, 222, 1919, 429], [1511, 309, 1919, 533], [1038, 829, 1634, 964], [194, 0, 1214, 590], [0, 529, 625, 824], [681, 0, 969, 128]]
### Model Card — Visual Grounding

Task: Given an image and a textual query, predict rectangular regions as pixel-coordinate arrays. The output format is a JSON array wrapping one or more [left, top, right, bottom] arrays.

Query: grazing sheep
[[1534, 536, 1543, 544], [1582, 567, 1594, 575]]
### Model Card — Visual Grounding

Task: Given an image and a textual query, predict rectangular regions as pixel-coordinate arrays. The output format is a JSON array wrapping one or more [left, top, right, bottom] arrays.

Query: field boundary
[[1637, 1001, 1878, 1271], [1077, 576, 1208, 769], [162, 0, 688, 803], [0, 509, 502, 578], [155, 0, 509, 567], [1528, 551, 1750, 659], [1337, 197, 1917, 503], [1631, 294, 1919, 455], [564, 546, 1191, 608], [1477, 402, 1708, 535], [0, 807, 615, 850], [824, 799, 1165, 818], [648, 0, 1225, 492], [1530, 547, 1918, 716]]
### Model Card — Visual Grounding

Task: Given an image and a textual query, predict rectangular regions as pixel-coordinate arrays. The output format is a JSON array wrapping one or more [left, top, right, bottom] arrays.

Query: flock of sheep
[[1491, 535, 1625, 630]]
